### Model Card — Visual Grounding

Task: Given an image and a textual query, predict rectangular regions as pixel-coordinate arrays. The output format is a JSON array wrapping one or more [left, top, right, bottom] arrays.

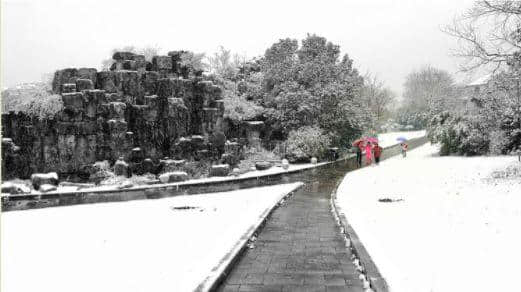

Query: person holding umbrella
[[397, 137, 408, 158], [365, 137, 378, 165], [352, 138, 365, 167]]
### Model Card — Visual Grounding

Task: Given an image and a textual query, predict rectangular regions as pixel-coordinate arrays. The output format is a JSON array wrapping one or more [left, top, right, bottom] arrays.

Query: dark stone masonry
[[1, 51, 244, 181]]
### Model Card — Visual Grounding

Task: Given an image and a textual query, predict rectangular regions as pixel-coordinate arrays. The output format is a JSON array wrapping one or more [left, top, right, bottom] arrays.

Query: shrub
[[395, 109, 428, 130], [489, 130, 510, 155], [429, 112, 489, 156], [286, 126, 331, 161], [223, 92, 264, 122], [498, 116, 521, 154]]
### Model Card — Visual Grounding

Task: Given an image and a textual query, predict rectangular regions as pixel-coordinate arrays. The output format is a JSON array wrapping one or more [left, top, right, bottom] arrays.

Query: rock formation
[[1, 51, 241, 181]]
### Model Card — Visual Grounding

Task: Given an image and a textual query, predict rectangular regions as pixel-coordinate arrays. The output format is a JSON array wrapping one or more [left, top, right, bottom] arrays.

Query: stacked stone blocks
[[2, 50, 235, 180]]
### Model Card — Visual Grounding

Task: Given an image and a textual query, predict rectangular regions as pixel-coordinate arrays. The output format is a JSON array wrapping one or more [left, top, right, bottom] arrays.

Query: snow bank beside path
[[1, 182, 302, 292], [336, 143, 521, 292], [377, 130, 426, 148]]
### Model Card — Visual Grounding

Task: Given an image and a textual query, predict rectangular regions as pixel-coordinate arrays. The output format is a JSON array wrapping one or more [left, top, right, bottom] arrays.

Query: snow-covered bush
[[394, 107, 429, 130], [489, 130, 510, 155], [475, 72, 521, 154], [429, 112, 489, 156], [221, 81, 264, 123], [379, 119, 401, 132], [460, 127, 490, 156], [286, 126, 331, 162]]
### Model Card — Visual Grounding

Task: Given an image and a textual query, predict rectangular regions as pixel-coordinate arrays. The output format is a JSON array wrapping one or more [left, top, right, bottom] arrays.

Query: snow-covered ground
[[377, 130, 426, 147], [1, 182, 302, 292], [336, 143, 521, 292]]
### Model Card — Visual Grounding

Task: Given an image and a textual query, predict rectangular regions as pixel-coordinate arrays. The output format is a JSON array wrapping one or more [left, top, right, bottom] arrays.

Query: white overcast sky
[[1, 0, 476, 96]]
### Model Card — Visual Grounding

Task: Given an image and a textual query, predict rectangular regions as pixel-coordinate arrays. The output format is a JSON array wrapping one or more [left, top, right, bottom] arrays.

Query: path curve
[[216, 137, 428, 292]]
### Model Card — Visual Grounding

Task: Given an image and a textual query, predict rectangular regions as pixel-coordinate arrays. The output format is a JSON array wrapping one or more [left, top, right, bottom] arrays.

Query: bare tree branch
[[443, 1, 521, 72]]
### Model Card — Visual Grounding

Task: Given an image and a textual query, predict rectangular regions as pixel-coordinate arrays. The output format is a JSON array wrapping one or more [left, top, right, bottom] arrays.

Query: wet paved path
[[217, 138, 427, 291], [217, 161, 365, 292]]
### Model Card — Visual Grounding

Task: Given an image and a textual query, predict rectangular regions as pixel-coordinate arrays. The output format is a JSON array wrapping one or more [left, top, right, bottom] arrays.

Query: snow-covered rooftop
[[467, 74, 492, 86]]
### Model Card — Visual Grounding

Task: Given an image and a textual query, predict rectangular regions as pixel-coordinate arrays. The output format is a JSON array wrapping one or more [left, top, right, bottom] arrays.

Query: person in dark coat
[[352, 139, 364, 167], [352, 139, 365, 167], [373, 143, 383, 165]]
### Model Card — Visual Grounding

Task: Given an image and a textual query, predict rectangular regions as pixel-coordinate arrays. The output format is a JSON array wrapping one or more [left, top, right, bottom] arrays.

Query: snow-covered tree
[[399, 66, 459, 129], [361, 73, 396, 130], [260, 34, 368, 146], [207, 46, 236, 78]]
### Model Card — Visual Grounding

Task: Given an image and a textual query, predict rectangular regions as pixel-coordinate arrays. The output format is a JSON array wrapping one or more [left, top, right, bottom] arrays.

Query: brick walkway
[[217, 165, 365, 292]]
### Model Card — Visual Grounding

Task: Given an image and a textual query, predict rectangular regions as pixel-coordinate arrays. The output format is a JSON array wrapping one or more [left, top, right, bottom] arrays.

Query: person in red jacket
[[373, 143, 383, 165], [365, 141, 373, 165]]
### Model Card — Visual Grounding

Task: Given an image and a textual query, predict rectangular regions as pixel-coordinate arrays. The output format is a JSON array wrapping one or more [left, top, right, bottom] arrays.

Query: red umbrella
[[365, 137, 378, 143], [352, 138, 364, 147]]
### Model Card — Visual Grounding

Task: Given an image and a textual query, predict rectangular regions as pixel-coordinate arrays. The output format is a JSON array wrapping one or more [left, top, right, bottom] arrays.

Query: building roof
[[467, 74, 492, 86]]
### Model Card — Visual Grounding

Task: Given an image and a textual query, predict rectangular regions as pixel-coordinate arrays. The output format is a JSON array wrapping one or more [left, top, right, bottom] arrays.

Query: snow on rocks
[[92, 160, 110, 171], [30, 172, 58, 190], [114, 158, 129, 177], [1, 182, 303, 292], [1, 182, 31, 194], [158, 171, 189, 183], [336, 143, 521, 292], [209, 164, 230, 177], [117, 180, 134, 189], [39, 184, 58, 193], [231, 168, 241, 177], [281, 159, 289, 170]]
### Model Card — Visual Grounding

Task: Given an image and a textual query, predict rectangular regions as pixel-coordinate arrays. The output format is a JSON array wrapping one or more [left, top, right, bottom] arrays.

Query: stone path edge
[[331, 187, 389, 292], [195, 182, 305, 292]]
